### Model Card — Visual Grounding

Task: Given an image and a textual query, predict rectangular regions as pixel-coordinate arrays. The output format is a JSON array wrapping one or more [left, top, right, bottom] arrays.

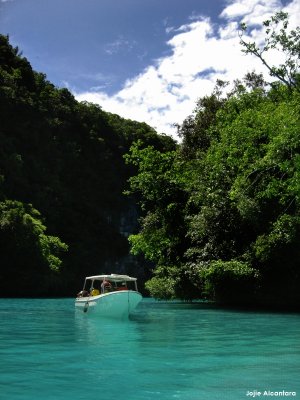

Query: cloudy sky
[[0, 0, 299, 139]]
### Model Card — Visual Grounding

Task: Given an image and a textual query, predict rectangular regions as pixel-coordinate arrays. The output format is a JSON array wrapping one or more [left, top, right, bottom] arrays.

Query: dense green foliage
[[127, 83, 300, 307], [0, 34, 175, 296], [1, 12, 299, 307], [126, 13, 300, 307], [0, 200, 68, 296]]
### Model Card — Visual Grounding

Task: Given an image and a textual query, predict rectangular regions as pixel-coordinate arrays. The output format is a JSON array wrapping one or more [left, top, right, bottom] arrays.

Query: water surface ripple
[[0, 298, 299, 399]]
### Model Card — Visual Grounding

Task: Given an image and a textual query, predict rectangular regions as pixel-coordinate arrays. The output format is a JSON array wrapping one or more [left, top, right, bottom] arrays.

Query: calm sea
[[0, 298, 299, 400]]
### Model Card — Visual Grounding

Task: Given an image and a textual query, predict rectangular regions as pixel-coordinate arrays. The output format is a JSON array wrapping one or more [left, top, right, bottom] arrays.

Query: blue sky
[[0, 0, 224, 93], [0, 0, 299, 138]]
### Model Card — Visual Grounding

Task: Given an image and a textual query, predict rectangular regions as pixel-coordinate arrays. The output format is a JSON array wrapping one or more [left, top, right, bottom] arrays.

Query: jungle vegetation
[[125, 12, 300, 307], [0, 33, 175, 296], [0, 12, 299, 308]]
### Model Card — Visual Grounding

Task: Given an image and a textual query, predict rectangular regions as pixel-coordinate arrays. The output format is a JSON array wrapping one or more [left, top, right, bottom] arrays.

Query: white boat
[[75, 274, 142, 318]]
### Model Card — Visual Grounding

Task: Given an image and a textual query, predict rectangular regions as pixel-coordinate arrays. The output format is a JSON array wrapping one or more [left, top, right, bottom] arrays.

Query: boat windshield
[[80, 274, 138, 295]]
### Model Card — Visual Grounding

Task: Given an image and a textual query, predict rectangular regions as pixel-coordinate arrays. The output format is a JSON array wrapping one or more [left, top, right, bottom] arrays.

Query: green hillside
[[0, 34, 175, 297]]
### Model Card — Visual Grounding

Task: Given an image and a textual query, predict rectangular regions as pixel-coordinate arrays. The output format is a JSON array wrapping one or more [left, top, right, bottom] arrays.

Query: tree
[[194, 85, 300, 305], [239, 11, 300, 90], [0, 34, 176, 296], [124, 141, 199, 299], [125, 12, 300, 306], [0, 200, 68, 296], [178, 80, 228, 158]]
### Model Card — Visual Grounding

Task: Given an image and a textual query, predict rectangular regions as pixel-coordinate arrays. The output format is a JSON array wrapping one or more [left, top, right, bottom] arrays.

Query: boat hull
[[75, 290, 142, 319]]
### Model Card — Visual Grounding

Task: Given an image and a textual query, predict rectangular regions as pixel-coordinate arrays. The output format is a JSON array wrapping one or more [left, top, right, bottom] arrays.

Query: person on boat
[[90, 288, 100, 296], [76, 290, 89, 297], [101, 279, 112, 293]]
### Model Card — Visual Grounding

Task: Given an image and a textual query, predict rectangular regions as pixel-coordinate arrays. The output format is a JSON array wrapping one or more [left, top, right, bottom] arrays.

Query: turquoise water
[[0, 299, 299, 400]]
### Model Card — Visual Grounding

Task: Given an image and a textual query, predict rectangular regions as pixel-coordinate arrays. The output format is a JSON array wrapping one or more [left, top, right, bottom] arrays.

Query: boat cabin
[[77, 274, 139, 297]]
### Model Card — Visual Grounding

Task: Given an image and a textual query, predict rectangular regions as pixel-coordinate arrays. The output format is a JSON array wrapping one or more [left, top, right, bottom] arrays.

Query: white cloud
[[75, 0, 297, 140], [284, 0, 300, 27], [104, 36, 137, 55], [220, 0, 282, 25]]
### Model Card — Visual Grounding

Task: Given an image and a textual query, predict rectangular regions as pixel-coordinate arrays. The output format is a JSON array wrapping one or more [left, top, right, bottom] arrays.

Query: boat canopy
[[85, 274, 137, 282]]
